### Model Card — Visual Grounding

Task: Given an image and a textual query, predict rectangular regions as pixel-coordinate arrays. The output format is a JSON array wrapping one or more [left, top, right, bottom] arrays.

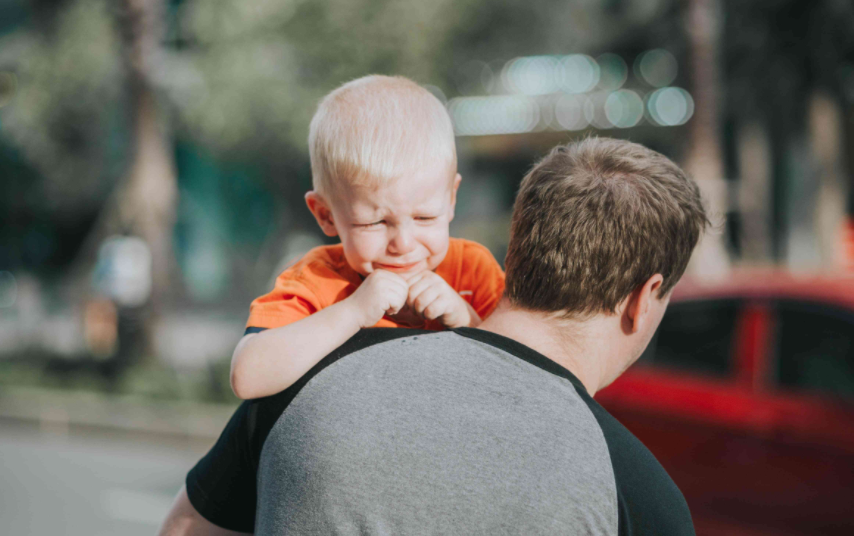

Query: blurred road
[[0, 422, 210, 536]]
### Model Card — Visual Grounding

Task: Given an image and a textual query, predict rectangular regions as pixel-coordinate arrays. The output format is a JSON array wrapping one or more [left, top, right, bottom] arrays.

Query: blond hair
[[308, 75, 456, 196], [504, 137, 708, 318]]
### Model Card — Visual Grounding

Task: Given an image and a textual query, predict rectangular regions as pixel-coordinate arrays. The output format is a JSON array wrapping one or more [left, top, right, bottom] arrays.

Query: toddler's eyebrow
[[351, 205, 384, 218]]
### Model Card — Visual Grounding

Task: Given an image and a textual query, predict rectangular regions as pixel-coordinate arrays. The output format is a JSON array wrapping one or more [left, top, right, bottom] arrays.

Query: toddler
[[230, 75, 505, 399]]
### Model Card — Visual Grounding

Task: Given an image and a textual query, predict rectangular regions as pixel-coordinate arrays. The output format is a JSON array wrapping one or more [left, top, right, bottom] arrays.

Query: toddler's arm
[[230, 270, 408, 399]]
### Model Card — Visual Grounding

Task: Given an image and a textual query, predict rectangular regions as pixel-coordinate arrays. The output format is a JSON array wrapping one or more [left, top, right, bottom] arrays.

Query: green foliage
[[165, 0, 469, 156], [0, 0, 125, 212]]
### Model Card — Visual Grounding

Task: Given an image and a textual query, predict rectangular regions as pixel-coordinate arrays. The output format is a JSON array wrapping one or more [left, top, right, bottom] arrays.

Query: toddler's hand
[[406, 271, 480, 328], [347, 269, 409, 328]]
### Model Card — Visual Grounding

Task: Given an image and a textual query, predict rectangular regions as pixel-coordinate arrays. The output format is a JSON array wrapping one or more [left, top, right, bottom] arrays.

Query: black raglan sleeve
[[186, 400, 261, 533], [582, 396, 696, 536]]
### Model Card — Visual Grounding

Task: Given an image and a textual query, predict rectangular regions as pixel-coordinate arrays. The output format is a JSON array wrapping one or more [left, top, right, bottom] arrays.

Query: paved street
[[0, 422, 212, 535]]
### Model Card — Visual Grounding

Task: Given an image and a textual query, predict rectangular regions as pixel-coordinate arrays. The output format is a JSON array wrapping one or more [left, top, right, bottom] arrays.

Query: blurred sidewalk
[[0, 307, 244, 368], [0, 307, 244, 440], [0, 385, 236, 441]]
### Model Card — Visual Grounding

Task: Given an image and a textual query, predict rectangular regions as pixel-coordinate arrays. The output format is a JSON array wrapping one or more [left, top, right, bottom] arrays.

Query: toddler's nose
[[388, 226, 415, 255]]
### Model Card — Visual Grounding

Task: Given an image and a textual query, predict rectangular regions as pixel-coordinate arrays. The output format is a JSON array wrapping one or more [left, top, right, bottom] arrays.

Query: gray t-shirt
[[187, 328, 694, 535]]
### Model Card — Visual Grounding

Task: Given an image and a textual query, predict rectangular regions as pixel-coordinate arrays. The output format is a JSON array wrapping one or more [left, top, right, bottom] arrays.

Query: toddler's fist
[[347, 270, 409, 328], [406, 271, 480, 328]]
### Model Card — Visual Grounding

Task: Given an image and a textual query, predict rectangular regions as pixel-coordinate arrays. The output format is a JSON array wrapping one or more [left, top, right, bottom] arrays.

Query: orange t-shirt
[[246, 238, 505, 331]]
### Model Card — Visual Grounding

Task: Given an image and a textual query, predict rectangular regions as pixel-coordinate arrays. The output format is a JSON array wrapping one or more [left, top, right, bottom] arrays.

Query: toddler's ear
[[448, 173, 462, 222], [305, 191, 339, 237]]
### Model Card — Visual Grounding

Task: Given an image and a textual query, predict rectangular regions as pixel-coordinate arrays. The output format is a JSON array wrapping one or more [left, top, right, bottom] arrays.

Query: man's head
[[304, 75, 460, 277], [503, 137, 707, 380]]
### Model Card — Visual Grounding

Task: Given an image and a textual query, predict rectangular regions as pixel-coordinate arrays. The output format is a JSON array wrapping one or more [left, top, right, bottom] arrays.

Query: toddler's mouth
[[374, 261, 422, 273]]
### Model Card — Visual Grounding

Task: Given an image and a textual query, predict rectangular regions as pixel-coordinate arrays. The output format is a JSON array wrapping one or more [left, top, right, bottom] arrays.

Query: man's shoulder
[[251, 327, 566, 448], [260, 328, 428, 405], [243, 329, 426, 447]]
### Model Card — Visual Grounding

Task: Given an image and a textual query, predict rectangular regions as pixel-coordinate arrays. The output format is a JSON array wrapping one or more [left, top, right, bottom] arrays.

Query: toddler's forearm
[[231, 302, 363, 399]]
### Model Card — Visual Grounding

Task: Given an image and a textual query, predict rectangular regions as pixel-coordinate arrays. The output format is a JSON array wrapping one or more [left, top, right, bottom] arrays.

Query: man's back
[[186, 329, 694, 535]]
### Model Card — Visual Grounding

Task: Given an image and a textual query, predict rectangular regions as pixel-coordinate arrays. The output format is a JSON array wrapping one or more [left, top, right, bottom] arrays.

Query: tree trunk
[[684, 0, 731, 278], [736, 122, 772, 264], [808, 91, 847, 272], [116, 0, 178, 355]]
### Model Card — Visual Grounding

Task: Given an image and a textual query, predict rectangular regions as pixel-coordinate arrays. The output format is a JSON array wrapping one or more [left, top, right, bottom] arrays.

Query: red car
[[596, 272, 854, 536]]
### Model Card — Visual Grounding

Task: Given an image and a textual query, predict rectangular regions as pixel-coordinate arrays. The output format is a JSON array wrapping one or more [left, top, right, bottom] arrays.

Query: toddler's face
[[316, 163, 460, 278]]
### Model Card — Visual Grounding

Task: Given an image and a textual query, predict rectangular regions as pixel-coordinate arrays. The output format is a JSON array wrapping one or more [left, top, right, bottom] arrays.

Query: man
[[159, 137, 707, 535]]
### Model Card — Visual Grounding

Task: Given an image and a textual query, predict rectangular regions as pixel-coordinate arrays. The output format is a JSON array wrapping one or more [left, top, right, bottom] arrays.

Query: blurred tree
[[684, 0, 731, 277], [114, 0, 178, 311], [0, 0, 124, 246], [0, 0, 177, 362], [724, 0, 854, 266]]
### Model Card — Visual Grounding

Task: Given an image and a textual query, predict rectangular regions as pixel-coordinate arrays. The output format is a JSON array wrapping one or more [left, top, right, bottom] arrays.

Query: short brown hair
[[504, 137, 708, 317]]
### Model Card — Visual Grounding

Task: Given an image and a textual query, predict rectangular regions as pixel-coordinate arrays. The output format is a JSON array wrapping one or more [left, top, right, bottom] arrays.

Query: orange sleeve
[[457, 241, 506, 320], [245, 269, 323, 330]]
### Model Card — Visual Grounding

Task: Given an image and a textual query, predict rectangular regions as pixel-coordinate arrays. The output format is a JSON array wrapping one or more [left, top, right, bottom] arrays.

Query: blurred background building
[[0, 0, 853, 534]]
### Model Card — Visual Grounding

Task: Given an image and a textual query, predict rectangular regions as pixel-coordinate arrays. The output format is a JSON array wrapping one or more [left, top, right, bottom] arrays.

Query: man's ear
[[621, 274, 664, 334], [305, 191, 339, 237], [448, 173, 462, 222]]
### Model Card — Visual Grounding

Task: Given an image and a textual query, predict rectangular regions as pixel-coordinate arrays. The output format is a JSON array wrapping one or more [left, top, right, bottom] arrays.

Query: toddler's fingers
[[386, 296, 407, 316], [412, 287, 442, 314], [393, 275, 411, 294], [407, 281, 430, 303], [373, 271, 408, 296], [408, 275, 443, 301], [422, 296, 448, 321], [388, 284, 409, 313]]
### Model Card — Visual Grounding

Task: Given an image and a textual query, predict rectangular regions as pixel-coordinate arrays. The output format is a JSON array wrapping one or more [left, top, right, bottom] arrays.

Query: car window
[[774, 300, 854, 401], [636, 299, 738, 377]]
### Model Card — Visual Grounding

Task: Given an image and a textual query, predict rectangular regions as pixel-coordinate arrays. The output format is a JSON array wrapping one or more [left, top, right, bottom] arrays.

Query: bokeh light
[[480, 62, 497, 94], [605, 89, 644, 128], [537, 95, 557, 131], [448, 95, 540, 136], [584, 91, 613, 129], [635, 49, 678, 87], [502, 56, 560, 95], [646, 87, 694, 126], [554, 95, 590, 131], [557, 54, 600, 94], [424, 84, 448, 105], [596, 53, 628, 91]]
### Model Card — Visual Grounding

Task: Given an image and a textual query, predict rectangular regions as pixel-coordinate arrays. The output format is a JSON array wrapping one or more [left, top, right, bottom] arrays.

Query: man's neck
[[477, 300, 615, 396]]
